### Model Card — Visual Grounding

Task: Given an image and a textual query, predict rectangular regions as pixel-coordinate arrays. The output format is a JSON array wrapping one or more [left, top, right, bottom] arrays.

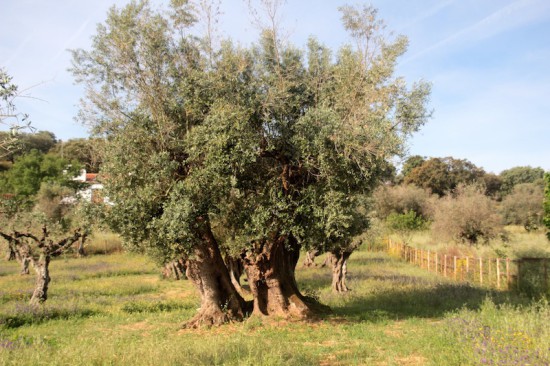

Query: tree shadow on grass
[[329, 283, 503, 323], [301, 254, 524, 323]]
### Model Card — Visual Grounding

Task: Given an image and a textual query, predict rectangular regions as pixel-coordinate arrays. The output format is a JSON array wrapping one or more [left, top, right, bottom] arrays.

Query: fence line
[[386, 239, 517, 290]]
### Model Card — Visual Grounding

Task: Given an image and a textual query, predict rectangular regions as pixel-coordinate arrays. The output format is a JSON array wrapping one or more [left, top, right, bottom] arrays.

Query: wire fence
[[385, 239, 517, 290]]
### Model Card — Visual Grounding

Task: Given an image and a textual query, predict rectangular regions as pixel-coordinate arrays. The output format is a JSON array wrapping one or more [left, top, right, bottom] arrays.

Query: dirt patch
[[394, 354, 427, 366]]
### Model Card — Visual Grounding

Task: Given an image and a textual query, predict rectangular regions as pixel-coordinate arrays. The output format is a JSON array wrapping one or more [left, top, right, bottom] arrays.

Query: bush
[[431, 184, 503, 244], [500, 182, 544, 231], [386, 210, 427, 244], [372, 184, 433, 220]]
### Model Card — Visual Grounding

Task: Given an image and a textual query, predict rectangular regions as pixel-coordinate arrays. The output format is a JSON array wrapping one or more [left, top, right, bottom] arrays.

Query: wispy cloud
[[405, 0, 550, 62], [4, 33, 34, 68], [50, 18, 92, 64], [396, 0, 456, 33]]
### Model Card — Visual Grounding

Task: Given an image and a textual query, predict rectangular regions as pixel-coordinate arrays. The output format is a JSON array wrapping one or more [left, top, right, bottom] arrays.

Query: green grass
[[0, 249, 548, 365]]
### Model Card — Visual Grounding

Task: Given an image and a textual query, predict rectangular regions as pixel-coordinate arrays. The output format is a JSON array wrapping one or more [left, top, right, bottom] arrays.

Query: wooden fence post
[[479, 258, 483, 286], [453, 256, 457, 281], [496, 258, 501, 289], [435, 254, 438, 274], [487, 258, 492, 286], [506, 258, 511, 290], [427, 251, 431, 272], [544, 259, 548, 294], [444, 255, 447, 278]]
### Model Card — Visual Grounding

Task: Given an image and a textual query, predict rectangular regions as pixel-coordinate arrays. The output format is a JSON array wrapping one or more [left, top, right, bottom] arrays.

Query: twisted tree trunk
[[328, 250, 352, 293], [30, 255, 51, 305], [20, 256, 30, 275], [76, 234, 87, 257], [184, 222, 248, 328], [162, 258, 187, 280], [302, 249, 320, 267], [242, 235, 313, 319], [225, 255, 250, 297]]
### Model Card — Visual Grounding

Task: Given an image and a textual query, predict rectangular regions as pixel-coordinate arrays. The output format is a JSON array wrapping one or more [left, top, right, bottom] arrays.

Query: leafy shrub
[[499, 166, 545, 196], [386, 210, 427, 243], [431, 184, 503, 244], [372, 184, 433, 220], [500, 182, 544, 231]]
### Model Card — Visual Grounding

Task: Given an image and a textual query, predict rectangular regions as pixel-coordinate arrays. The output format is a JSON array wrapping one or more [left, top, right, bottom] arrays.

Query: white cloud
[[405, 0, 550, 62]]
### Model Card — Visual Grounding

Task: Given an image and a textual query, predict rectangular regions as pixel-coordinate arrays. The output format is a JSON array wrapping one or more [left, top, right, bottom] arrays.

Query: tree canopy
[[499, 166, 545, 196], [403, 156, 485, 196], [0, 150, 81, 197], [70, 0, 431, 325]]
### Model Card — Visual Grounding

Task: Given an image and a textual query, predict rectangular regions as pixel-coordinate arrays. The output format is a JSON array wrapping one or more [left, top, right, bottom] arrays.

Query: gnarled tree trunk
[[30, 255, 51, 305], [242, 235, 313, 319], [20, 256, 30, 275], [184, 223, 248, 328], [302, 249, 320, 267], [162, 258, 187, 280], [76, 234, 87, 257], [328, 250, 352, 293], [225, 255, 250, 297]]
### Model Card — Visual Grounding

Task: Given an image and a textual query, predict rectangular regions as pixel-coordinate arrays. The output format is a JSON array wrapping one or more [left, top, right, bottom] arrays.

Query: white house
[[73, 170, 112, 205]]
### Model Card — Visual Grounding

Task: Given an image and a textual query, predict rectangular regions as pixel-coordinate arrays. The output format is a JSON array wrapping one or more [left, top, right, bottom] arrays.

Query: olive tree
[[0, 68, 32, 158], [0, 186, 85, 305], [71, 0, 430, 325]]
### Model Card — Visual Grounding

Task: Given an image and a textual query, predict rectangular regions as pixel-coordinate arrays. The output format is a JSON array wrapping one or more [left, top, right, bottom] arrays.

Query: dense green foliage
[[70, 1, 431, 263], [385, 210, 427, 244], [0, 131, 57, 162], [403, 156, 485, 196], [50, 138, 103, 172], [0, 150, 81, 197], [499, 166, 545, 196], [500, 182, 544, 231]]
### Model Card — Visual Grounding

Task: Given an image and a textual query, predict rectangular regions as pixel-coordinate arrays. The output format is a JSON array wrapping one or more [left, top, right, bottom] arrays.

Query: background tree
[[0, 150, 81, 196], [399, 155, 425, 182], [0, 130, 57, 162], [0, 220, 83, 305], [50, 138, 103, 173], [500, 182, 544, 231], [499, 166, 545, 196], [404, 157, 485, 196], [0, 185, 85, 305]]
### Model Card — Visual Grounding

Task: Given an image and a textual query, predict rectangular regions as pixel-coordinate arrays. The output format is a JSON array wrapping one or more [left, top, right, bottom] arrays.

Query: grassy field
[[1, 248, 549, 365]]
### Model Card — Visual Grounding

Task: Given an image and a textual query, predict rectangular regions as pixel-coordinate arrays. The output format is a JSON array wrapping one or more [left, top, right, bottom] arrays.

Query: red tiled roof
[[86, 173, 98, 182]]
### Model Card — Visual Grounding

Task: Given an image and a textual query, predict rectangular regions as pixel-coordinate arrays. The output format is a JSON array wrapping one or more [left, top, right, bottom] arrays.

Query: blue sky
[[1, 0, 549, 173]]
